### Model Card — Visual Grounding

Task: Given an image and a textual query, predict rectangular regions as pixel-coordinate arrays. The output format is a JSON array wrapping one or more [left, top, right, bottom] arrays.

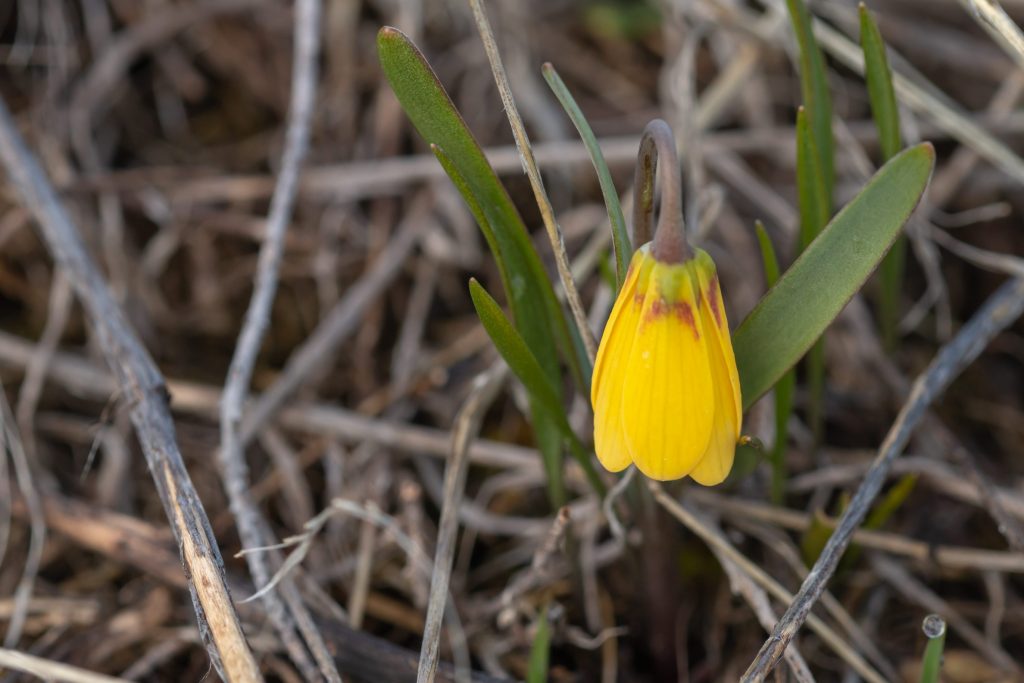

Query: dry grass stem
[[0, 95, 260, 680], [743, 275, 1024, 680], [467, 0, 598, 363]]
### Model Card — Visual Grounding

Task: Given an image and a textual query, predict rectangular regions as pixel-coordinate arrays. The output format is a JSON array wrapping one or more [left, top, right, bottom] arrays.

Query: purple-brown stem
[[633, 119, 692, 263]]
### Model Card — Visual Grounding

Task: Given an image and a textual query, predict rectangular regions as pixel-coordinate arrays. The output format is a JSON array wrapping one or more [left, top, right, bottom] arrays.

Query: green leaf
[[755, 222, 793, 504], [377, 27, 587, 394], [796, 107, 830, 250], [796, 107, 830, 443], [542, 63, 631, 290], [865, 474, 917, 530], [734, 143, 935, 409], [469, 279, 606, 498], [879, 233, 907, 350], [755, 222, 781, 288], [842, 473, 917, 567], [800, 507, 841, 567], [786, 0, 834, 204], [860, 4, 901, 162], [526, 604, 552, 683]]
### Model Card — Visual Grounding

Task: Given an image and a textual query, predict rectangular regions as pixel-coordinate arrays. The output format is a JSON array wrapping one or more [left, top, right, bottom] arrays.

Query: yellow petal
[[689, 254, 742, 486], [620, 260, 714, 481], [591, 251, 646, 472]]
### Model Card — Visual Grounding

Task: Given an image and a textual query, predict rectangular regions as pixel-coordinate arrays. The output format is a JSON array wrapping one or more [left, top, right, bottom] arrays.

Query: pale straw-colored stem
[[466, 0, 597, 364]]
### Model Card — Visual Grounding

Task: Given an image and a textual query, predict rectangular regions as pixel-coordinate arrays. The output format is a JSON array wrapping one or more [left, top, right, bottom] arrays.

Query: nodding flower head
[[591, 119, 741, 484], [591, 246, 741, 483]]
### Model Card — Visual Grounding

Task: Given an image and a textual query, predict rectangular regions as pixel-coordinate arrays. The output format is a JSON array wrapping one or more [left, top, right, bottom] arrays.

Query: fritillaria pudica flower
[[591, 121, 741, 484]]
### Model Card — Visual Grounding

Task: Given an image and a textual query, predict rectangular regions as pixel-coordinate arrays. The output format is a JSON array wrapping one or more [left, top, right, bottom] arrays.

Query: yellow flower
[[591, 244, 741, 483]]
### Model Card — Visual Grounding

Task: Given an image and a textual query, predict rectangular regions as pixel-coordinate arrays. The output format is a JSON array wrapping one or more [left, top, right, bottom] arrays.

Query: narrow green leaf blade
[[526, 604, 552, 683], [796, 107, 830, 249], [786, 0, 835, 203], [468, 279, 570, 441], [378, 27, 587, 390], [469, 279, 570, 504], [755, 221, 793, 504], [755, 221, 781, 288], [860, 4, 901, 162], [865, 474, 917, 530], [734, 143, 935, 408], [860, 3, 907, 349], [542, 62, 631, 290], [470, 279, 606, 499]]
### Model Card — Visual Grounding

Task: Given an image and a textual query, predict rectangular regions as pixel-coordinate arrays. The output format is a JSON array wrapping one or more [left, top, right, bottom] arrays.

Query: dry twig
[[466, 0, 598, 362], [0, 648, 129, 683], [418, 363, 508, 683], [214, 1, 338, 680], [0, 90, 260, 682], [742, 276, 1024, 681]]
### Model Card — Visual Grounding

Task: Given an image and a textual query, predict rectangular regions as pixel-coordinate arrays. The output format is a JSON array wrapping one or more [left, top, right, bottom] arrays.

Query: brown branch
[[0, 97, 261, 681]]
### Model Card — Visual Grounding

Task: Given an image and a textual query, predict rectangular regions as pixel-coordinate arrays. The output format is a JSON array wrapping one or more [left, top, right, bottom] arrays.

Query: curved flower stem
[[635, 120, 692, 264]]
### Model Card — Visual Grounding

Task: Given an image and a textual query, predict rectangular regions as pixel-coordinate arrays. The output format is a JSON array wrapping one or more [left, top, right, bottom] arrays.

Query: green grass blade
[[734, 143, 934, 408], [860, 4, 901, 162], [796, 107, 830, 443], [865, 474, 917, 530], [860, 3, 906, 349], [879, 234, 907, 349], [526, 604, 552, 683], [755, 222, 781, 287], [755, 222, 793, 504], [796, 107, 831, 251], [919, 615, 946, 683], [842, 473, 917, 567], [542, 62, 631, 290], [378, 27, 588, 392], [787, 0, 834, 203]]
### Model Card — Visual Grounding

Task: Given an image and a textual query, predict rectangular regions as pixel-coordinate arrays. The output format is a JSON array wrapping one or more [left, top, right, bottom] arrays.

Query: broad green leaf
[[786, 0, 834, 204], [542, 63, 631, 290], [469, 279, 605, 498], [526, 604, 552, 683], [377, 27, 587, 394], [734, 143, 935, 408], [755, 222, 794, 504], [860, 3, 906, 349], [860, 4, 901, 162]]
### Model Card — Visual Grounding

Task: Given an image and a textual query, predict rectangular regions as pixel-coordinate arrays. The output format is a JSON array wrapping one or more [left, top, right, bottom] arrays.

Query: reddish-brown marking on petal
[[644, 297, 699, 338], [633, 291, 646, 307], [674, 301, 699, 338], [644, 298, 667, 323], [707, 273, 722, 326]]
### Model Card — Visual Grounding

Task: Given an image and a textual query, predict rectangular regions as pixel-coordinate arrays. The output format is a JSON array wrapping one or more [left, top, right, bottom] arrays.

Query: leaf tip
[[377, 25, 403, 45]]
